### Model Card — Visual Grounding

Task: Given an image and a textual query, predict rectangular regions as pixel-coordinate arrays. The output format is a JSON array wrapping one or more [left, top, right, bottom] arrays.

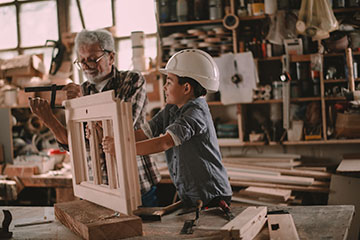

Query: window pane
[[0, 0, 13, 3], [115, 0, 156, 36], [23, 47, 54, 74], [0, 6, 17, 49], [20, 1, 58, 48], [69, 0, 112, 32]]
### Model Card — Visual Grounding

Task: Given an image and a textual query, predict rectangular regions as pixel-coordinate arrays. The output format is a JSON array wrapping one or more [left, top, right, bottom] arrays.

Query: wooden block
[[221, 206, 267, 239], [268, 213, 299, 240], [54, 200, 142, 240], [336, 159, 360, 173], [239, 186, 291, 202]]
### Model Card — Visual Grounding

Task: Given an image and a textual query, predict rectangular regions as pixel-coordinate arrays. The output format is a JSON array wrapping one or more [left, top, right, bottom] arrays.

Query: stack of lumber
[[161, 27, 232, 61], [224, 154, 331, 205]]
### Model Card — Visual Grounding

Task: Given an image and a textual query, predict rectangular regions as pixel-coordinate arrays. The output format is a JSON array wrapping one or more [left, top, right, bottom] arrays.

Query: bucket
[[287, 120, 303, 141], [4, 88, 18, 107]]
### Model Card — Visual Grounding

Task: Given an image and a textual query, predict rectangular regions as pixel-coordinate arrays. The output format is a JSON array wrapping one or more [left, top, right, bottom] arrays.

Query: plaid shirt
[[62, 67, 161, 195]]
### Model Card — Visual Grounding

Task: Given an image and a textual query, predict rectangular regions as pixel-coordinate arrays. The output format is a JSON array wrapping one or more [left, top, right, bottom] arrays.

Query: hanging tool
[[219, 199, 234, 221], [0, 210, 12, 239], [280, 55, 291, 133], [25, 84, 65, 109], [180, 200, 203, 234], [231, 59, 242, 87], [45, 40, 66, 75]]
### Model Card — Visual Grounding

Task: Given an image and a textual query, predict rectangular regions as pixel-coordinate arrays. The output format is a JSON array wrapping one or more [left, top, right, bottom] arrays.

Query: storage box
[[335, 113, 360, 138], [0, 54, 45, 78]]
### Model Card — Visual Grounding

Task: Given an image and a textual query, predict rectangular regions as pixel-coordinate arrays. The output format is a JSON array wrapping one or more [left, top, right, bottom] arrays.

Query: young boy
[[103, 49, 232, 208]]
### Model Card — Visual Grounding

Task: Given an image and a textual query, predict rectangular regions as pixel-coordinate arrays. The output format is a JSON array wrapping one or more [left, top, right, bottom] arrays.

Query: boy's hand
[[86, 121, 103, 140], [28, 97, 54, 125], [102, 136, 115, 156]]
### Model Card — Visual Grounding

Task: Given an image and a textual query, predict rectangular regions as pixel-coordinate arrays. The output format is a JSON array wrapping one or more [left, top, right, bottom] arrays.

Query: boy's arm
[[134, 129, 149, 142], [136, 132, 174, 156]]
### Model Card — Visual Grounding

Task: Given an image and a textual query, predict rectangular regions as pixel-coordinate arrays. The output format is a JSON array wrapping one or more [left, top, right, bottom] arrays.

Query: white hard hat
[[159, 49, 220, 92]]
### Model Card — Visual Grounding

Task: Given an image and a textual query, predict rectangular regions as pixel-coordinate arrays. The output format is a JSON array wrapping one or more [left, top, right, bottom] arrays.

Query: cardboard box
[[335, 112, 360, 138], [0, 54, 45, 78]]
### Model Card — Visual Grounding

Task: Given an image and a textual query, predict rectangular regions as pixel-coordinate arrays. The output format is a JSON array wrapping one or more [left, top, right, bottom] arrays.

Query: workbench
[[0, 204, 354, 239], [17, 171, 76, 204]]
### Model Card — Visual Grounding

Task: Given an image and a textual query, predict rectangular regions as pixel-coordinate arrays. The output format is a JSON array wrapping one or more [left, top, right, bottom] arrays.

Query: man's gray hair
[[74, 29, 115, 52]]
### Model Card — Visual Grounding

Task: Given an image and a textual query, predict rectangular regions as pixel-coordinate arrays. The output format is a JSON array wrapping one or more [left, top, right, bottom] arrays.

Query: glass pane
[[0, 0, 13, 4], [23, 47, 53, 75], [115, 0, 156, 36], [0, 51, 18, 60], [0, 6, 17, 49], [69, 0, 112, 32], [20, 1, 58, 48]]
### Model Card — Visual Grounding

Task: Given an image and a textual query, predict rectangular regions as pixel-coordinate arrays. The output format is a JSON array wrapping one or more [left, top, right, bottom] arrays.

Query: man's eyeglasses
[[73, 49, 112, 70]]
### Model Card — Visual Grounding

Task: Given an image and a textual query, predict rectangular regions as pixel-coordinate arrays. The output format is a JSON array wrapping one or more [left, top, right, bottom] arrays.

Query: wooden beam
[[221, 206, 267, 239]]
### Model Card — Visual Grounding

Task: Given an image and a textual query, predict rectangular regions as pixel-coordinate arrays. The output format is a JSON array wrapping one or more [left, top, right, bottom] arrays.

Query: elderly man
[[29, 29, 161, 206]]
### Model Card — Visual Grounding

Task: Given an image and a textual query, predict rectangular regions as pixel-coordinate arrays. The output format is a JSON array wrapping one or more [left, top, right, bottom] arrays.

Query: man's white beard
[[85, 71, 108, 84]]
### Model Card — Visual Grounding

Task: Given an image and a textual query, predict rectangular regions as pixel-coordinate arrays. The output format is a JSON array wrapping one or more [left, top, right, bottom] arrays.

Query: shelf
[[257, 56, 282, 62], [325, 97, 346, 101], [159, 19, 223, 27], [207, 101, 223, 106], [324, 51, 360, 57], [218, 138, 360, 147], [324, 78, 360, 83], [248, 97, 321, 104], [238, 14, 267, 21], [333, 7, 360, 13]]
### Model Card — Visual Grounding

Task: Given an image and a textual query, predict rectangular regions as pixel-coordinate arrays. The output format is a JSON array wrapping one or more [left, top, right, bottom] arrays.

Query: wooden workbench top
[[0, 205, 354, 239]]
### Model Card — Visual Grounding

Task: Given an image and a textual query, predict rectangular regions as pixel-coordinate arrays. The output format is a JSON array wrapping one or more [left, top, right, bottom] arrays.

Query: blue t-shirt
[[142, 97, 232, 207]]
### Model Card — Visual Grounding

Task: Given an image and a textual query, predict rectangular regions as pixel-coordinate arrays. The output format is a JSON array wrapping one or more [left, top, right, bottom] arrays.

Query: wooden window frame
[[64, 90, 141, 215]]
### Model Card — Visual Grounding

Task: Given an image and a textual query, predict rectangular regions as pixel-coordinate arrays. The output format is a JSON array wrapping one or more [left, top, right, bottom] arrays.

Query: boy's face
[[163, 73, 188, 107]]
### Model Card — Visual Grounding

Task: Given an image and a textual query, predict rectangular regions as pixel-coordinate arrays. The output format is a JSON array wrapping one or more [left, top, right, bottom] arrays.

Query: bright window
[[0, 5, 17, 49], [20, 1, 58, 47]]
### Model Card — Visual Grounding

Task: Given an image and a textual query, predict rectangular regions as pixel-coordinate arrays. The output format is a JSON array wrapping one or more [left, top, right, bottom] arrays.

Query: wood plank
[[336, 159, 360, 173], [223, 157, 294, 163], [54, 200, 142, 240], [229, 172, 314, 186], [268, 213, 300, 240], [238, 186, 291, 202], [227, 168, 280, 176], [231, 196, 288, 206], [224, 163, 331, 179], [221, 206, 267, 238], [230, 180, 329, 193]]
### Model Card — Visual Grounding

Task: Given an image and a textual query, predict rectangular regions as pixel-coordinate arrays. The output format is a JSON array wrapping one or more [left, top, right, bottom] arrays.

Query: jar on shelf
[[176, 0, 188, 22], [209, 0, 222, 20]]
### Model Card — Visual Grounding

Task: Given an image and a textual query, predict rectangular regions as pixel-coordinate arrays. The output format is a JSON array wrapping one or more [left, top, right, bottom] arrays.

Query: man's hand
[[28, 97, 54, 126], [102, 136, 115, 156], [63, 83, 82, 99]]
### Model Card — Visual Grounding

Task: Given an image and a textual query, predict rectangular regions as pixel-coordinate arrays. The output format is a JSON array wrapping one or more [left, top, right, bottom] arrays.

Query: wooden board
[[229, 171, 314, 186], [336, 159, 360, 172], [268, 213, 299, 240], [238, 186, 291, 202], [221, 206, 267, 239], [54, 200, 142, 240]]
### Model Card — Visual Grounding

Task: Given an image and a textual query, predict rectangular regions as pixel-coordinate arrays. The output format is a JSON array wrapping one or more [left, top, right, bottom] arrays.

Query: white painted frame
[[64, 90, 141, 215]]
